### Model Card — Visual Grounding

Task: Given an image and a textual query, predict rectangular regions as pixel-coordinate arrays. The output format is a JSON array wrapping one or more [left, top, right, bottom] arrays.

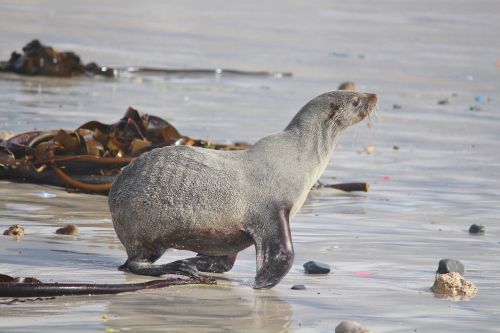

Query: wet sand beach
[[1, 1, 500, 332]]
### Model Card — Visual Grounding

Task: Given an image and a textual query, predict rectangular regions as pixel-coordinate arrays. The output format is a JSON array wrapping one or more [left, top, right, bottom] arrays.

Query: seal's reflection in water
[[106, 282, 294, 332]]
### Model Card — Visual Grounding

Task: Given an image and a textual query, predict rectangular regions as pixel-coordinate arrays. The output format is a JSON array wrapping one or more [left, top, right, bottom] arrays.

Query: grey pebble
[[303, 261, 331, 274], [469, 224, 485, 234], [335, 320, 371, 333], [438, 98, 451, 105], [437, 258, 464, 275], [291, 284, 306, 290]]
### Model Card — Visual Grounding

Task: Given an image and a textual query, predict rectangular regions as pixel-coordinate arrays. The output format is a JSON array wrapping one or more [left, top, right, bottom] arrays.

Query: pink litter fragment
[[355, 271, 374, 278]]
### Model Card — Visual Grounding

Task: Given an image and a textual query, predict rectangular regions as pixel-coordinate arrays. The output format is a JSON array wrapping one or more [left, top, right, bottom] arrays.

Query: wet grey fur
[[108, 90, 377, 289]]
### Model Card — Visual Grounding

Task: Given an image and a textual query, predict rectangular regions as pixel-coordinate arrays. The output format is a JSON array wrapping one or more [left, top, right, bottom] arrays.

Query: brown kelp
[[0, 107, 249, 194]]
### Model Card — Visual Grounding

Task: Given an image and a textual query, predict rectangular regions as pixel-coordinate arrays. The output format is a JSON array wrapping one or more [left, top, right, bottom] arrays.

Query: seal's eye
[[352, 98, 360, 107], [328, 103, 340, 119]]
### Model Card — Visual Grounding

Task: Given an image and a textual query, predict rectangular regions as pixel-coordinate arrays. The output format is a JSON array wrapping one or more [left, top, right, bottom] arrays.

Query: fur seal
[[108, 90, 377, 289]]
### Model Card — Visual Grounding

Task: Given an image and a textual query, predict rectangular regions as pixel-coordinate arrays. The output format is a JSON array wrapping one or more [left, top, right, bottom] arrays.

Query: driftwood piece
[[0, 273, 215, 298], [323, 182, 370, 192]]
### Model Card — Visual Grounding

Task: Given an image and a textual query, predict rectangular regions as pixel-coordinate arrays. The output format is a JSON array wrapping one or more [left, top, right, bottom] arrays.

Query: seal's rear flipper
[[251, 204, 294, 289], [185, 254, 238, 273], [122, 259, 199, 277]]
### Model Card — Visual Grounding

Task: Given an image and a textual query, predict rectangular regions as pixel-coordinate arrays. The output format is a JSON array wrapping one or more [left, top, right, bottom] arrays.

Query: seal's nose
[[365, 93, 377, 104]]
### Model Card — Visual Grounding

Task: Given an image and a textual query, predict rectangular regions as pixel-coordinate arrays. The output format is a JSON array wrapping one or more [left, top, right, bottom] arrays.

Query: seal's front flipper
[[252, 204, 294, 289], [122, 259, 199, 277], [185, 254, 238, 273]]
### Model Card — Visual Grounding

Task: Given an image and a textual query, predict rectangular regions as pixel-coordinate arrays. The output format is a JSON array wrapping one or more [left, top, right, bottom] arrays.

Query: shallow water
[[1, 1, 500, 332]]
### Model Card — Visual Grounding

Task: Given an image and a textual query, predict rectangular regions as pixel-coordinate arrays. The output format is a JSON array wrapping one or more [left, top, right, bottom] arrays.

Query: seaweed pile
[[0, 107, 249, 194], [0, 39, 114, 77]]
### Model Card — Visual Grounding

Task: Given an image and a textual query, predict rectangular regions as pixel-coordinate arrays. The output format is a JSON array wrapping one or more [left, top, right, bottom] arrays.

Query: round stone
[[335, 320, 371, 333], [291, 284, 306, 290], [303, 261, 331, 274], [437, 259, 464, 275], [469, 224, 485, 234]]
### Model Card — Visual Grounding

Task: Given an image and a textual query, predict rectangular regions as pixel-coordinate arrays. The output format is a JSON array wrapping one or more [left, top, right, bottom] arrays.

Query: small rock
[[393, 104, 402, 109], [338, 82, 356, 91], [469, 224, 485, 234], [56, 224, 78, 235], [438, 97, 451, 105], [291, 284, 306, 290], [393, 145, 400, 150], [303, 261, 330, 274], [437, 259, 464, 275], [3, 224, 25, 238], [431, 272, 478, 299], [335, 320, 371, 333]]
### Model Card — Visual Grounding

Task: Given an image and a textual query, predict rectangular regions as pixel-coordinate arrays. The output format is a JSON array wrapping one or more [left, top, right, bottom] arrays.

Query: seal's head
[[286, 91, 377, 133]]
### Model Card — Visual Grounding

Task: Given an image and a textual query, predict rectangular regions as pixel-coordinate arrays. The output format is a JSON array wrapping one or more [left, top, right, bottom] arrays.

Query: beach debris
[[338, 81, 356, 91], [355, 271, 374, 278], [431, 272, 478, 300], [437, 258, 464, 275], [55, 224, 78, 235], [364, 145, 375, 154], [291, 284, 306, 290], [325, 183, 370, 192], [3, 224, 25, 238], [303, 261, 331, 274], [123, 66, 292, 78], [335, 320, 371, 333], [0, 272, 215, 297], [469, 105, 481, 112], [0, 40, 292, 79], [0, 39, 114, 77], [438, 97, 452, 105], [392, 104, 402, 109], [475, 96, 484, 103], [0, 107, 249, 194], [393, 145, 400, 150], [468, 223, 485, 234]]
